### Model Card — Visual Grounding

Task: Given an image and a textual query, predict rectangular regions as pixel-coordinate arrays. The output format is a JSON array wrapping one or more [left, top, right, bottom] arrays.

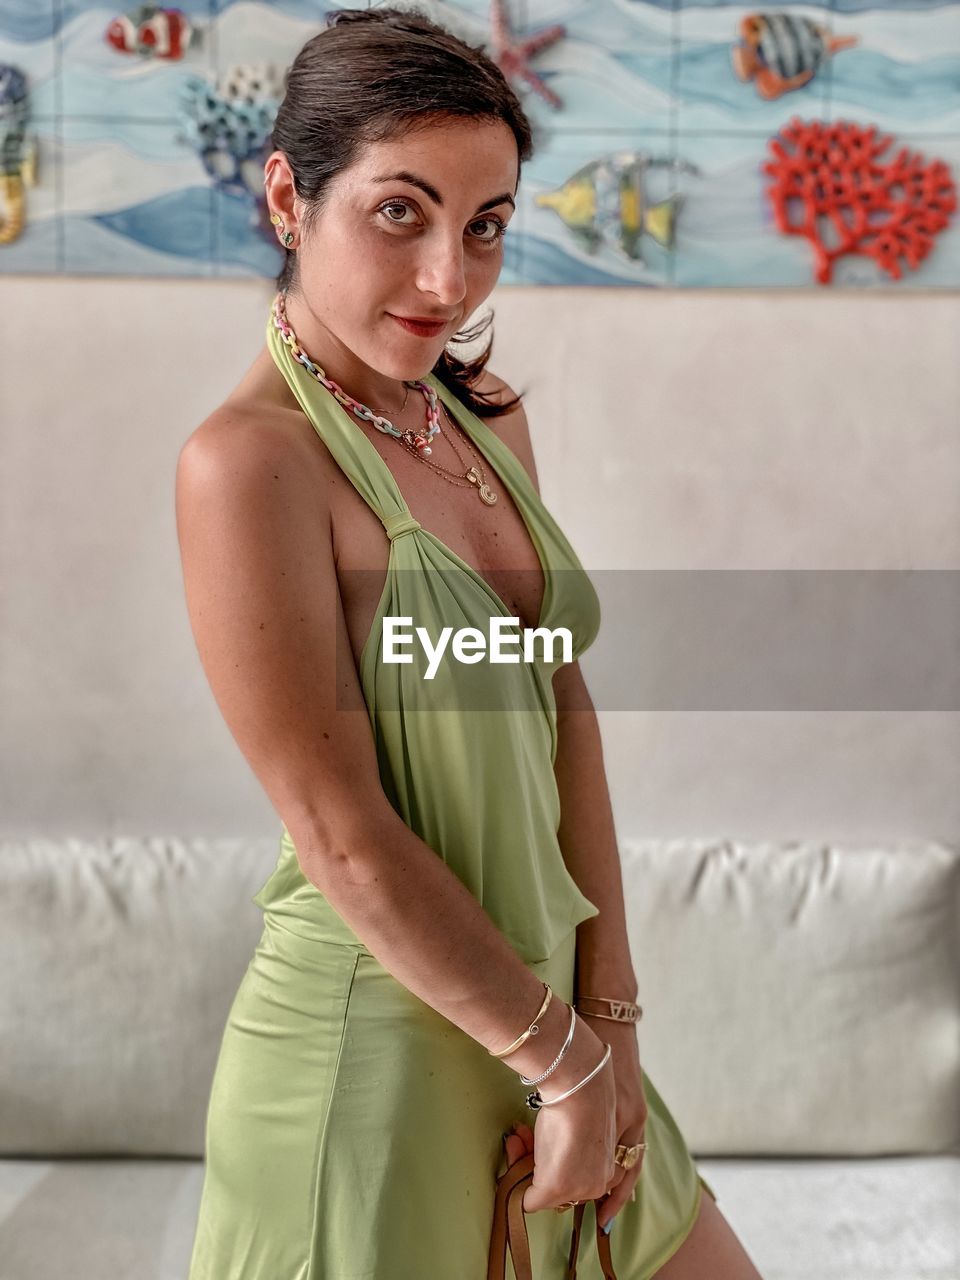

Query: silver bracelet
[[524, 1042, 612, 1111], [518, 1002, 576, 1086]]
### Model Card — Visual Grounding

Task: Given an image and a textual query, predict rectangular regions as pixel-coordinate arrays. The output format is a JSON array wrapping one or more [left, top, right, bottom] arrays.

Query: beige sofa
[[1, 834, 957, 1279]]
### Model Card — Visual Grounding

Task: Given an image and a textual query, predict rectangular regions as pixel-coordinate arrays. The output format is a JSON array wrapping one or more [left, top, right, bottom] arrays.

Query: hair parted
[[267, 5, 535, 419]]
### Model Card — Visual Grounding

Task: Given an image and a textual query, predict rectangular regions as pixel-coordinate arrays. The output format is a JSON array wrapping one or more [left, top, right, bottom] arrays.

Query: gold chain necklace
[[397, 398, 499, 506], [372, 384, 410, 417]]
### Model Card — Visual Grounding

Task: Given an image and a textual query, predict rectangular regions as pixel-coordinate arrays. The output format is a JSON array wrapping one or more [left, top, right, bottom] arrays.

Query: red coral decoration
[[762, 118, 957, 284]]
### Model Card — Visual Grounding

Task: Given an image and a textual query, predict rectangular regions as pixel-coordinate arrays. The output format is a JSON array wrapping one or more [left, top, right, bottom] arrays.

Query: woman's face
[[266, 116, 519, 402]]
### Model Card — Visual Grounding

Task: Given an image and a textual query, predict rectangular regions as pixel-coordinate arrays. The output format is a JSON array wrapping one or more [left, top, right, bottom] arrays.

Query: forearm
[[289, 805, 605, 1086], [553, 705, 639, 1001]]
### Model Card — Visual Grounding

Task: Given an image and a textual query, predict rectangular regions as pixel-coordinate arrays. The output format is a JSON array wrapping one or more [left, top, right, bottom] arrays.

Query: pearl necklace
[[270, 290, 498, 505]]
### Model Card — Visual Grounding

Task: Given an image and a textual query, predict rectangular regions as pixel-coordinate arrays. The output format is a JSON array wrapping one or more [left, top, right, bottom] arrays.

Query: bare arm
[[174, 409, 604, 1088], [552, 664, 639, 1000]]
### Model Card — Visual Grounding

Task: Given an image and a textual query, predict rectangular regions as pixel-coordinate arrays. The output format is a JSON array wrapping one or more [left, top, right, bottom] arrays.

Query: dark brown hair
[[268, 5, 534, 419]]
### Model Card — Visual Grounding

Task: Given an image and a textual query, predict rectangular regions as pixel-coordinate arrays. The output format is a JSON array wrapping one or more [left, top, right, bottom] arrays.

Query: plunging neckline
[[351, 377, 555, 679]]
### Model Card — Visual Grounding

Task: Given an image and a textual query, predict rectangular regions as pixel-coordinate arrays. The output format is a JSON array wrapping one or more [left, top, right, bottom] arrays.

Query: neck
[[281, 289, 422, 415]]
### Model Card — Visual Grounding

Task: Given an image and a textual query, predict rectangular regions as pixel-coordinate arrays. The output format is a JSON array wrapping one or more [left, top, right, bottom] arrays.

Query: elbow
[[287, 805, 394, 893]]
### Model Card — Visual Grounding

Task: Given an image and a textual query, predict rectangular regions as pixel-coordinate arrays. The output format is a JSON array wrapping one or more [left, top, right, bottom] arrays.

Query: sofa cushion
[[0, 836, 280, 1157], [620, 838, 960, 1156]]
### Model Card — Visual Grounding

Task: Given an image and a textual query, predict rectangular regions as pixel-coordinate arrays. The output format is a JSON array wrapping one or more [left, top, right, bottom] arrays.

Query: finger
[[505, 1122, 534, 1161], [514, 1121, 535, 1152], [596, 1166, 642, 1233], [504, 1130, 527, 1167], [504, 1136, 527, 1167]]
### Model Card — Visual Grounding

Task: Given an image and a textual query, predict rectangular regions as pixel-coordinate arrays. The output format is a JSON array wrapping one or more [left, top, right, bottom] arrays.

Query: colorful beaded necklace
[[270, 290, 499, 506]]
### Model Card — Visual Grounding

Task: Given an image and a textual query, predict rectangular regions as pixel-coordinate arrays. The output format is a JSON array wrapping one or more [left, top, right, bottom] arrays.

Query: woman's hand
[[585, 1016, 648, 1231], [505, 1018, 647, 1233]]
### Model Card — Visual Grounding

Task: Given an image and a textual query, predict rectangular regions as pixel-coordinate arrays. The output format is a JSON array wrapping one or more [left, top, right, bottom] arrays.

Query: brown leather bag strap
[[566, 1201, 587, 1278], [488, 1152, 618, 1280], [488, 1152, 536, 1280], [566, 1201, 618, 1280]]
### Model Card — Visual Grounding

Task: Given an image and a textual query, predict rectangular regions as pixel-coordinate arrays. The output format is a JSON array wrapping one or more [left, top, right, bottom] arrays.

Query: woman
[[176, 8, 764, 1278]]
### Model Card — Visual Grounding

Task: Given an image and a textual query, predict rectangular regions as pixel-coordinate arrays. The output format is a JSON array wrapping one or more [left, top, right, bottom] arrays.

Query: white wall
[[1, 278, 957, 842]]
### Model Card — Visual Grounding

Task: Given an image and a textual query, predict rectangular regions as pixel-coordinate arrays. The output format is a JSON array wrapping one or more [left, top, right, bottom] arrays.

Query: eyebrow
[[371, 170, 516, 213]]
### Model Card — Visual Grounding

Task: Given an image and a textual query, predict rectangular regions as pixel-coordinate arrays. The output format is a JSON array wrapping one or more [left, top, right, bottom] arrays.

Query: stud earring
[[270, 211, 295, 248]]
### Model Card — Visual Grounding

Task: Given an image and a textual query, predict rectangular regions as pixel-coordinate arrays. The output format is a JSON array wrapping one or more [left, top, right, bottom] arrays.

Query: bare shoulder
[[180, 396, 326, 475], [471, 368, 541, 497], [177, 396, 336, 531]]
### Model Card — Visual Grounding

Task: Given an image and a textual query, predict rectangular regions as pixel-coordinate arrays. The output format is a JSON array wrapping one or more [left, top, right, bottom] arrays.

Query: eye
[[378, 200, 418, 226], [376, 199, 508, 247], [469, 215, 508, 246]]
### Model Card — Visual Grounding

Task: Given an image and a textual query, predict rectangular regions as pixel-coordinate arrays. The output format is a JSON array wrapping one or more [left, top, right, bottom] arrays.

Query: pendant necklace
[[271, 290, 498, 506]]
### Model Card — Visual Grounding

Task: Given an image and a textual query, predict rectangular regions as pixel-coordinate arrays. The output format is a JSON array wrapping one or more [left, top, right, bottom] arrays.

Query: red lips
[[390, 314, 448, 337]]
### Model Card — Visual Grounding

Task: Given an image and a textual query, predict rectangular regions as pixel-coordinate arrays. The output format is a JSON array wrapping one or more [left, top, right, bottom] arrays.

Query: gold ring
[[614, 1141, 648, 1170], [554, 1199, 581, 1213]]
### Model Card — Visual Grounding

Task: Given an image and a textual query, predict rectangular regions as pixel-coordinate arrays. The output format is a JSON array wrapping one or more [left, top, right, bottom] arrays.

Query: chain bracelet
[[518, 1001, 577, 1086]]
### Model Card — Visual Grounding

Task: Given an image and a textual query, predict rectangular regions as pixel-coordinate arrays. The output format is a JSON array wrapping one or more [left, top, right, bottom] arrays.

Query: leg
[[652, 1185, 765, 1280]]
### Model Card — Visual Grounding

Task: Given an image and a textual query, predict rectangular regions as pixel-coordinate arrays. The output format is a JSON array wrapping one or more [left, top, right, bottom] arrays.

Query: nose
[[414, 233, 468, 309]]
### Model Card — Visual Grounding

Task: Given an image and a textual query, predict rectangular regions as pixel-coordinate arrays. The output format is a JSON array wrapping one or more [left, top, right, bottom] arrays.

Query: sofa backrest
[[1, 834, 957, 1158], [619, 837, 960, 1157]]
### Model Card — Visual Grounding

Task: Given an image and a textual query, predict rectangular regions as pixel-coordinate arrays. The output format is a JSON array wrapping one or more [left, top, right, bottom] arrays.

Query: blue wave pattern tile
[[0, 1, 56, 114], [500, 0, 676, 137], [61, 116, 216, 275], [825, 1, 960, 134]]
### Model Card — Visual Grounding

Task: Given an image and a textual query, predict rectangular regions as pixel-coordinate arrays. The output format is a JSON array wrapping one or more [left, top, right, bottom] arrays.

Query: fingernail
[[601, 1215, 616, 1235]]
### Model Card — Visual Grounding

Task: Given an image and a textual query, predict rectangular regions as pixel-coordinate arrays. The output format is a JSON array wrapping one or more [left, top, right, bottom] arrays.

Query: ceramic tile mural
[[1, 0, 957, 286]]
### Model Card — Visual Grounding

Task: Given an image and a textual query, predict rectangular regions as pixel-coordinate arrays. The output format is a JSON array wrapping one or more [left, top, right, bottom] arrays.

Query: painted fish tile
[[62, 2, 215, 120], [516, 128, 680, 285], [676, 4, 834, 132], [0, 117, 57, 271], [0, 6, 56, 266]]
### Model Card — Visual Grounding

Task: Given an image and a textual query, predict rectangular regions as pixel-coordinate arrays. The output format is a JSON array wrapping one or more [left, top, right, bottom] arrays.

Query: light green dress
[[187, 305, 716, 1280]]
